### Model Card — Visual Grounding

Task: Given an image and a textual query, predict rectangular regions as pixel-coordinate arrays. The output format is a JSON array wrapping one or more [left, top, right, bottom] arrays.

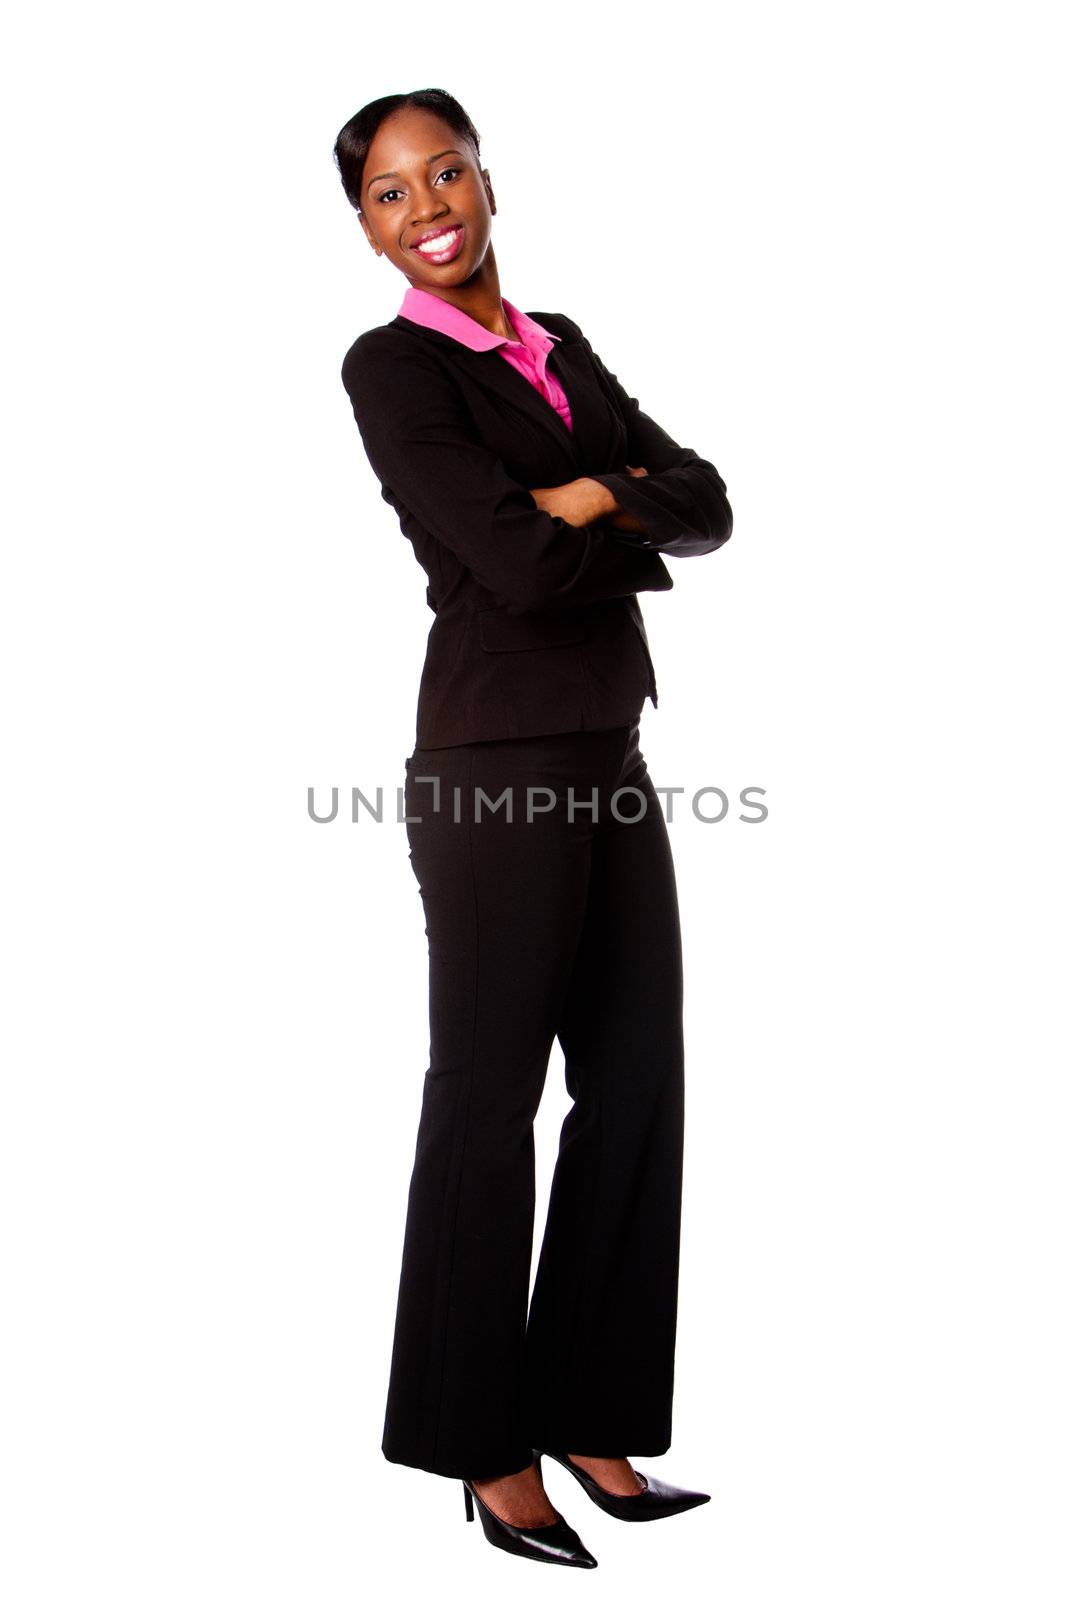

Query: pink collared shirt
[[396, 285, 574, 431]]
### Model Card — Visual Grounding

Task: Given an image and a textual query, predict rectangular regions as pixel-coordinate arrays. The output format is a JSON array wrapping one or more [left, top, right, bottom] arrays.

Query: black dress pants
[[382, 716, 685, 1481]]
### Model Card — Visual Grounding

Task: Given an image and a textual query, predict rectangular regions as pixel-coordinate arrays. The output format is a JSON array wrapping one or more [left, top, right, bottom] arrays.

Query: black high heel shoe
[[532, 1448, 711, 1521], [461, 1472, 598, 1567]]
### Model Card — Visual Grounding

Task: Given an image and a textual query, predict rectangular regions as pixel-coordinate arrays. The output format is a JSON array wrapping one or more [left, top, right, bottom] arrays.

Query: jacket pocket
[[477, 608, 588, 653]]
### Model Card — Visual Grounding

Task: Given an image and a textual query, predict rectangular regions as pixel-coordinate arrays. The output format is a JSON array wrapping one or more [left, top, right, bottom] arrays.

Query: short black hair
[[334, 88, 482, 215]]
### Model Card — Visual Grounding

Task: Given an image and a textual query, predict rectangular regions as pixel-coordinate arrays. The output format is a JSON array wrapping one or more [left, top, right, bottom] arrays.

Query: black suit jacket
[[340, 308, 732, 748]]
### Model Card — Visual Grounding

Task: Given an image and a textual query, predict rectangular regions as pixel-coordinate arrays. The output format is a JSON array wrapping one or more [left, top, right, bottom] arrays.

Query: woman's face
[[358, 106, 495, 289]]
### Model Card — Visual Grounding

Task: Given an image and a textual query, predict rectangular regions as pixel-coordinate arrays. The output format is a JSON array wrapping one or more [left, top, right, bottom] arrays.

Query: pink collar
[[397, 286, 560, 354]]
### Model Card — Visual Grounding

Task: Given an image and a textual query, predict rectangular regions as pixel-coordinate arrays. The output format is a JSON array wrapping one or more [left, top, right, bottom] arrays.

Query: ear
[[358, 211, 382, 256], [482, 167, 497, 216]]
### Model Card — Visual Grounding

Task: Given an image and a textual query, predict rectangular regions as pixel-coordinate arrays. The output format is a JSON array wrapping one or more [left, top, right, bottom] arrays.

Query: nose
[[407, 176, 450, 226]]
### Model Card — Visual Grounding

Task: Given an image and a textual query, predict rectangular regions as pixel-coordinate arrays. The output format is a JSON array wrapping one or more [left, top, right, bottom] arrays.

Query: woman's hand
[[530, 477, 614, 527], [530, 466, 650, 531]]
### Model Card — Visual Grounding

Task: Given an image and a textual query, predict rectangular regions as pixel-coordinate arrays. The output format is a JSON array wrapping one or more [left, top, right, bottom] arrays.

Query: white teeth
[[415, 228, 459, 255]]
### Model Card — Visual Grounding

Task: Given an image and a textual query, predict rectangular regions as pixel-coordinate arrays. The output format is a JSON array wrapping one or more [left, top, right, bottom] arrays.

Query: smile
[[411, 225, 465, 263]]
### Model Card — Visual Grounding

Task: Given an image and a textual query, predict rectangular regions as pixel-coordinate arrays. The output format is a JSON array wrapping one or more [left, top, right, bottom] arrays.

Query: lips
[[410, 224, 465, 264]]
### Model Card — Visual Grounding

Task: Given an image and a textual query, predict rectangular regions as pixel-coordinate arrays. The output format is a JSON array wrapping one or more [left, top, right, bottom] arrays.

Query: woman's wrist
[[577, 477, 620, 519], [531, 474, 647, 533], [580, 476, 648, 535]]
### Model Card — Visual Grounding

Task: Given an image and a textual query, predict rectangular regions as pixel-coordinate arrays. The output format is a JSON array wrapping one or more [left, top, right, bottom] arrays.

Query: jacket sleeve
[[340, 331, 675, 616], [567, 318, 734, 559]]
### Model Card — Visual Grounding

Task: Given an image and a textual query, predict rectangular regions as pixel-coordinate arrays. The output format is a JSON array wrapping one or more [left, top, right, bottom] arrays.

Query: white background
[[2, 3, 1064, 1596]]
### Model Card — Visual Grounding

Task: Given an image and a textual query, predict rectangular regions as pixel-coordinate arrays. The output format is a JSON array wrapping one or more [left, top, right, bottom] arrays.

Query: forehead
[[365, 106, 474, 178]]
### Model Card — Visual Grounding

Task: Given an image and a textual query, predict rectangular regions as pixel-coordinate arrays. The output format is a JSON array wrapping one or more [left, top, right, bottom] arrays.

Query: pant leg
[[381, 727, 627, 1481], [521, 721, 686, 1457]]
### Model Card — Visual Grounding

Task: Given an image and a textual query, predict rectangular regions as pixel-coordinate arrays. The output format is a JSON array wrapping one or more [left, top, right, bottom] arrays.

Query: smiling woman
[[337, 93, 492, 283], [333, 87, 728, 1570]]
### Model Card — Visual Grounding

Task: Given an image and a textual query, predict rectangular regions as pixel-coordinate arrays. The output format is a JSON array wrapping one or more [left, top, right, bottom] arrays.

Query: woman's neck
[[407, 247, 512, 339]]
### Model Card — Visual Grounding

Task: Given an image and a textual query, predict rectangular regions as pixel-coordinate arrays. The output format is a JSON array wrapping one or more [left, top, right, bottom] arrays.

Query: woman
[[334, 88, 732, 1570]]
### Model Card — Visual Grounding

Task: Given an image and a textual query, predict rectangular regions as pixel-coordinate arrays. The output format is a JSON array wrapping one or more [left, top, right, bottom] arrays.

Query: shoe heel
[[463, 1481, 474, 1522]]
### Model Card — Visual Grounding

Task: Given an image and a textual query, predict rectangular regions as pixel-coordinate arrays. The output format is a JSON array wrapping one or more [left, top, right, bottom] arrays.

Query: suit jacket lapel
[[391, 311, 611, 473]]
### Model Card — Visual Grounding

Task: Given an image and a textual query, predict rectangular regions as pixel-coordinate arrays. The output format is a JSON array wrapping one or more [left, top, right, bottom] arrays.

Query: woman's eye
[[375, 167, 460, 205]]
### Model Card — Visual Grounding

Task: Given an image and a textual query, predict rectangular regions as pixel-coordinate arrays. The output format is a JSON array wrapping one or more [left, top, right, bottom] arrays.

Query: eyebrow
[[366, 149, 464, 187]]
